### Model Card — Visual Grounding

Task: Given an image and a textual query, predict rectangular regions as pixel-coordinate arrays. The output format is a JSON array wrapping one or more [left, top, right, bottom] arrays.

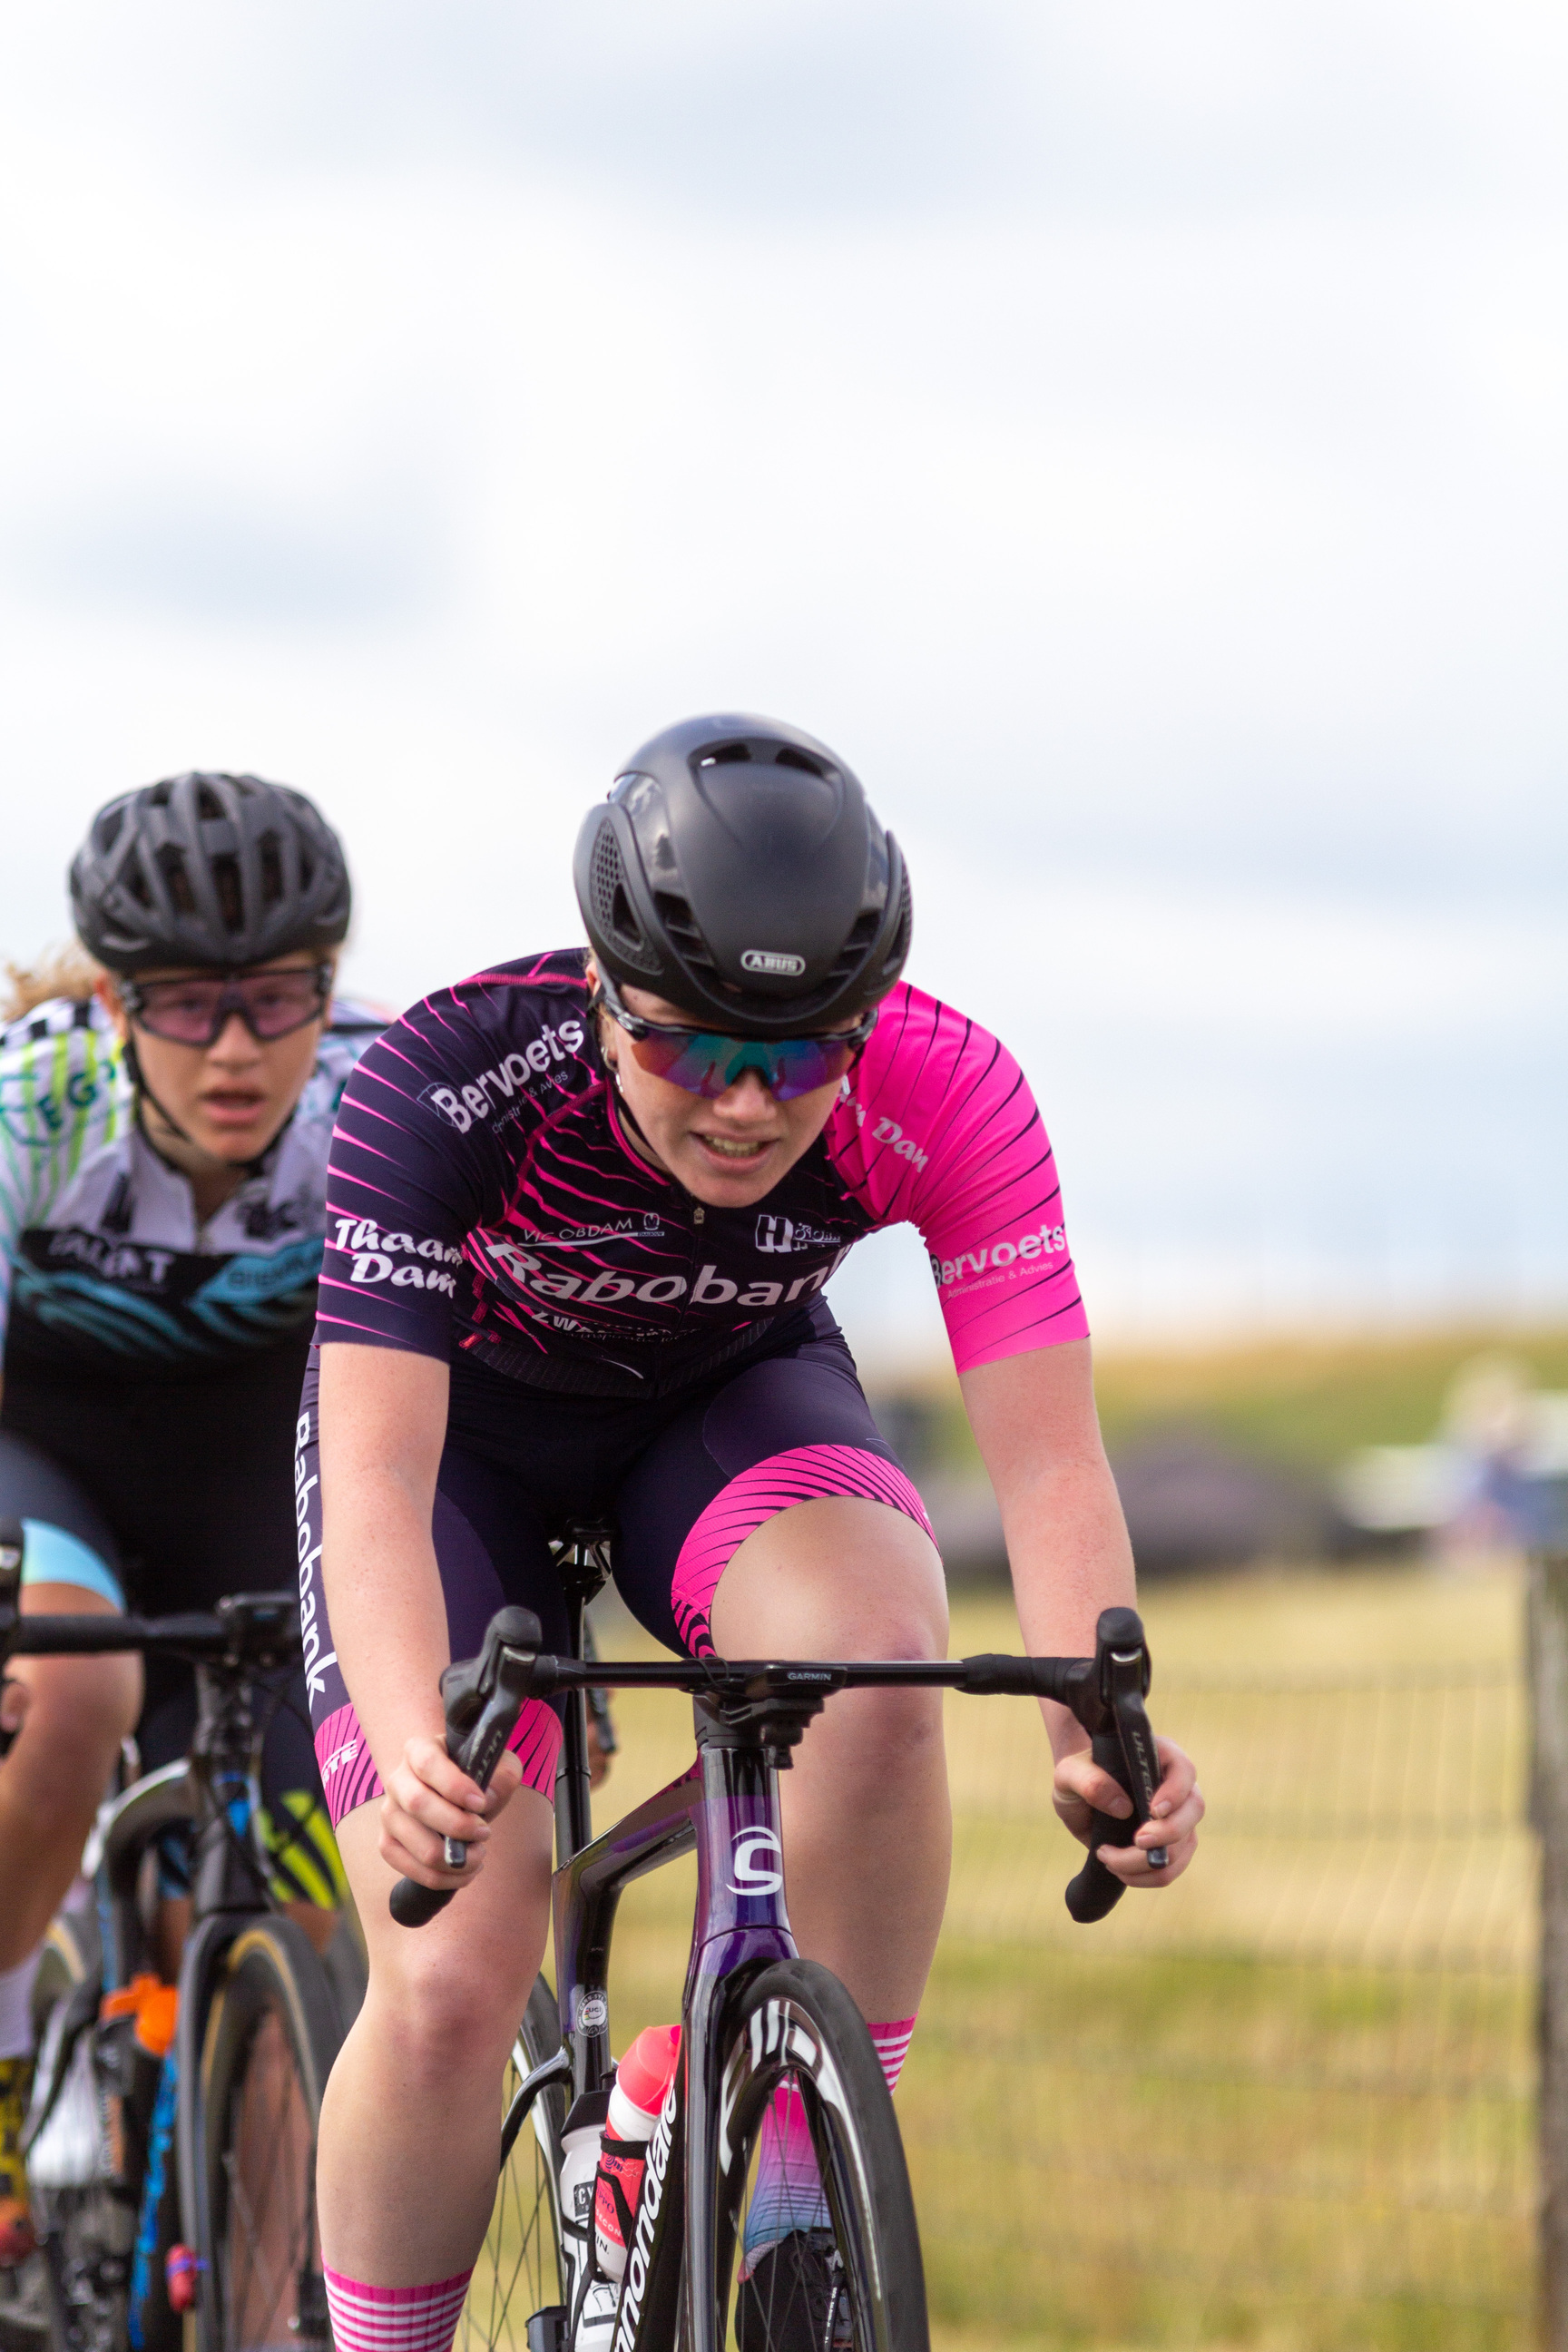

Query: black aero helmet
[[573, 714, 911, 1036], [70, 772, 352, 975]]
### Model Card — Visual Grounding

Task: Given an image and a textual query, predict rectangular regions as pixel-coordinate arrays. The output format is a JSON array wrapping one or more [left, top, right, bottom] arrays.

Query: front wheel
[[24, 1911, 115, 2352], [199, 1917, 341, 2352], [458, 1975, 567, 2352], [711, 1960, 927, 2352]]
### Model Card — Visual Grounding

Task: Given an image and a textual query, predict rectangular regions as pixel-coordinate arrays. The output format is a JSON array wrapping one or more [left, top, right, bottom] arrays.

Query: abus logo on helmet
[[740, 950, 806, 976]]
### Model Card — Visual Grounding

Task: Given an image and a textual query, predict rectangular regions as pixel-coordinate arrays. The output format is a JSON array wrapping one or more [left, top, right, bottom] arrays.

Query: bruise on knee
[[361, 1967, 517, 2083], [811, 1679, 946, 1784]]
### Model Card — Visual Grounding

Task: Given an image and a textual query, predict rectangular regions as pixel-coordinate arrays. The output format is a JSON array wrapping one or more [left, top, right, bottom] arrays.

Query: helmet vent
[[195, 781, 225, 823], [158, 846, 196, 916], [881, 870, 913, 976], [258, 831, 284, 907], [212, 853, 243, 932], [824, 908, 880, 988], [773, 746, 828, 778], [590, 826, 661, 973], [698, 742, 751, 768], [653, 892, 718, 979]]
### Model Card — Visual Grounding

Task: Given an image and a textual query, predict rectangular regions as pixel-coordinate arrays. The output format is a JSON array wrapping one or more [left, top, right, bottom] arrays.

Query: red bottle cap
[[616, 2024, 681, 2117]]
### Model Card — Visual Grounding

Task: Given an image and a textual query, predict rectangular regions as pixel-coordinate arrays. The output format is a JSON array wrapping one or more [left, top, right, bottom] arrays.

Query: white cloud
[[0, 0, 1562, 1344]]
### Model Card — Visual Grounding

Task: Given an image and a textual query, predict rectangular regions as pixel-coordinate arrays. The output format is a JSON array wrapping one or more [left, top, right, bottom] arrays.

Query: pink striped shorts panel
[[671, 1443, 936, 1659], [312, 1695, 563, 1831]]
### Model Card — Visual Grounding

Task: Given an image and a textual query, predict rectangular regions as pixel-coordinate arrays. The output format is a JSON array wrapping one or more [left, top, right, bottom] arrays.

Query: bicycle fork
[[549, 1681, 826, 2352]]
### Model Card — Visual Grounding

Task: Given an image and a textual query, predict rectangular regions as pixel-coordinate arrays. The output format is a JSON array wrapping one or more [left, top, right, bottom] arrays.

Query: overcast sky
[[1, 0, 1563, 1362]]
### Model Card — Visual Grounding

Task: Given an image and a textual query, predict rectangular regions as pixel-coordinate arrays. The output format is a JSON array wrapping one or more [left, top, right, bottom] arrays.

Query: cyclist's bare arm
[[960, 1336, 1204, 1886], [317, 1341, 521, 1891]]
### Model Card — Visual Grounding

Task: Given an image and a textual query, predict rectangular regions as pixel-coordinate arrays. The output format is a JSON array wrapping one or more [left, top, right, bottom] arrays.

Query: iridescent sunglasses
[[595, 968, 876, 1102], [120, 961, 332, 1047]]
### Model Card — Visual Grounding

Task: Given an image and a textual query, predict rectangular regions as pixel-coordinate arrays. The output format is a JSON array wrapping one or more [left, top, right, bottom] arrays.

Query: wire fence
[[908, 1614, 1534, 2349], [598, 1565, 1534, 2349]]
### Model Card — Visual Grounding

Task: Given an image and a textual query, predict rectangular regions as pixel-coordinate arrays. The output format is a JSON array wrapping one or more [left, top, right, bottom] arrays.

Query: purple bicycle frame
[[549, 1682, 815, 2352], [446, 1575, 1163, 2352]]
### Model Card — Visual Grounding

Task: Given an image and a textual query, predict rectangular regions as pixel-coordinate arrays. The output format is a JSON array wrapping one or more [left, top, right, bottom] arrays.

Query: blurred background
[[3, 2, 1563, 2345]]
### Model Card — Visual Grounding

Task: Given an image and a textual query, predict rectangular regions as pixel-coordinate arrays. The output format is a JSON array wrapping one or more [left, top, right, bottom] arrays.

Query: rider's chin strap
[[595, 1013, 654, 1152], [122, 1033, 286, 1186]]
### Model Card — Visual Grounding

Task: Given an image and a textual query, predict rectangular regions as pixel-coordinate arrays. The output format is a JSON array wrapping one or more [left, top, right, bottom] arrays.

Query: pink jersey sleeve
[[823, 984, 1088, 1375]]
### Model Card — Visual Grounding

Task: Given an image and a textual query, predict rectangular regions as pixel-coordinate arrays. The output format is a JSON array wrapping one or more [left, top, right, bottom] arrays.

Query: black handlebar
[[0, 1513, 303, 1673], [388, 1603, 1167, 1929], [0, 1518, 305, 1765]]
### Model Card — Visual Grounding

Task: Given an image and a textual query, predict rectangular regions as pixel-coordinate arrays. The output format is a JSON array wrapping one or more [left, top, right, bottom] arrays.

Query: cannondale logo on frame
[[728, 1827, 785, 1896]]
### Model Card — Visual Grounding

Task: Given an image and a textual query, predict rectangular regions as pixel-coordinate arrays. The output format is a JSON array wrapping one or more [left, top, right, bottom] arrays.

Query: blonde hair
[[2, 943, 105, 1023]]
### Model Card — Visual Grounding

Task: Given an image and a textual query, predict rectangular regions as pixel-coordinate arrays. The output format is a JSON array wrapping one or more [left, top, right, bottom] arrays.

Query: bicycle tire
[[198, 1917, 340, 2352], [24, 1910, 132, 2352], [457, 1976, 567, 2352], [709, 1960, 928, 2352]]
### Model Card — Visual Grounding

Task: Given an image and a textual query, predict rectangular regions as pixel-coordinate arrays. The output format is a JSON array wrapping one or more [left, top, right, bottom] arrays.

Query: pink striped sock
[[741, 2014, 916, 2261], [868, 2016, 915, 2093], [322, 2267, 474, 2352]]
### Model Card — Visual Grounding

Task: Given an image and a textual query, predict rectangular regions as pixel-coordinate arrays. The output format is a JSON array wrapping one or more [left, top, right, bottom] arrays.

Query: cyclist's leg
[[299, 1404, 567, 2304], [708, 1491, 941, 2269], [83, 1341, 351, 1950], [0, 1431, 139, 2264], [616, 1323, 950, 2017], [709, 1489, 948, 2014], [616, 1325, 946, 2263], [0, 1430, 141, 1971]]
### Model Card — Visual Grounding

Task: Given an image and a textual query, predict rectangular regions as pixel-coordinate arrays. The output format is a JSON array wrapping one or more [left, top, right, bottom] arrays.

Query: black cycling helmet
[[70, 772, 352, 975], [573, 714, 911, 1037]]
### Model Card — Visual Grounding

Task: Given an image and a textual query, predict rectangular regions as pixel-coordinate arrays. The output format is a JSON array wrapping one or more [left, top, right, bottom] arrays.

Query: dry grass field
[[586, 1558, 1533, 2351], [911, 1323, 1568, 1478]]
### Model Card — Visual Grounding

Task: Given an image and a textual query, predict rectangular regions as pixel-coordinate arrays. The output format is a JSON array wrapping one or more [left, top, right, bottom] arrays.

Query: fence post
[[1531, 1551, 1568, 2348]]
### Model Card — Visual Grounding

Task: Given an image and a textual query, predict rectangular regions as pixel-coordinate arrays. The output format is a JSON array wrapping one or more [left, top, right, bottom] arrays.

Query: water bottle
[[557, 2091, 617, 2352], [593, 2026, 681, 2281]]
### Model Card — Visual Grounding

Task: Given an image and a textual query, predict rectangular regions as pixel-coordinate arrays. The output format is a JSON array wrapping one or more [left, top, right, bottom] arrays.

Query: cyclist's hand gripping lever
[[1063, 1605, 1166, 1926], [388, 1605, 543, 1928]]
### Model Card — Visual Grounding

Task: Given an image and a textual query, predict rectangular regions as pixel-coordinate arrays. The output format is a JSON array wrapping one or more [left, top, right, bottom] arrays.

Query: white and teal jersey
[[0, 993, 382, 1376]]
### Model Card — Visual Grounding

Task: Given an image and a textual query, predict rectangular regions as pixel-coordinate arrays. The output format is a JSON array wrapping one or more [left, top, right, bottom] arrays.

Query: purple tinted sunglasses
[[120, 962, 331, 1047]]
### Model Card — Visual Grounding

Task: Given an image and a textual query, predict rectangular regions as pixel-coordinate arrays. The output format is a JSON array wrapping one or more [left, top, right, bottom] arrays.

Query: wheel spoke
[[222, 2006, 318, 2350], [718, 1965, 925, 2352], [458, 1994, 564, 2352]]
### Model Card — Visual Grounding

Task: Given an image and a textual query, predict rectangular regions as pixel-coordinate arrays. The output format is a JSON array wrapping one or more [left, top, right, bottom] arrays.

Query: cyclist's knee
[[713, 1494, 947, 1659], [15, 1573, 140, 1757], [368, 1947, 526, 2078], [828, 1676, 946, 1785], [8, 1648, 140, 1770]]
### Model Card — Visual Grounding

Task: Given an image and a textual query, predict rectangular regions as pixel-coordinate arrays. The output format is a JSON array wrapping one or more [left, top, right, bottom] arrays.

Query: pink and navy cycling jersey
[[318, 950, 1086, 1395]]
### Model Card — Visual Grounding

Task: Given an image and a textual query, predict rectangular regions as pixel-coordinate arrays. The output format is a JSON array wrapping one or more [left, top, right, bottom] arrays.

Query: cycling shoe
[[737, 2227, 850, 2352]]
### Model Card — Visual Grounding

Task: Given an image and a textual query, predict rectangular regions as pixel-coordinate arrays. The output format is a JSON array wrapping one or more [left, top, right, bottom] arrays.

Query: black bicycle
[[0, 1529, 358, 2352], [397, 1529, 1166, 2352]]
